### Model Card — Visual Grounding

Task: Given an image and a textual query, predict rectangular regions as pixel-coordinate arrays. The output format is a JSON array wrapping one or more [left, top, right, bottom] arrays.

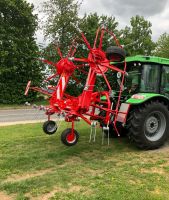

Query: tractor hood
[[125, 55, 169, 65], [126, 93, 169, 104], [110, 55, 169, 65]]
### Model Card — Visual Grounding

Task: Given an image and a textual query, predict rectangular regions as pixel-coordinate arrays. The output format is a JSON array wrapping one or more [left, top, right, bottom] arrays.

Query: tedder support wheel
[[128, 101, 169, 150], [43, 120, 57, 135], [61, 128, 79, 146]]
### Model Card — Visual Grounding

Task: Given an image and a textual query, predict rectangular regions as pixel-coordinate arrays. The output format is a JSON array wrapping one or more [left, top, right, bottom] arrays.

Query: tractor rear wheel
[[43, 120, 57, 135], [61, 128, 79, 146], [128, 101, 169, 150]]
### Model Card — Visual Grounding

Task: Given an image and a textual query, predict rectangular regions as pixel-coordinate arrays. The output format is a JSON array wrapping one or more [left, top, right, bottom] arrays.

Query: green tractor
[[104, 55, 169, 150]]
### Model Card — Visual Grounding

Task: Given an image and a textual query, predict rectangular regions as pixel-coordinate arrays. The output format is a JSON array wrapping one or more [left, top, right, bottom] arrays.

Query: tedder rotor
[[25, 27, 130, 146]]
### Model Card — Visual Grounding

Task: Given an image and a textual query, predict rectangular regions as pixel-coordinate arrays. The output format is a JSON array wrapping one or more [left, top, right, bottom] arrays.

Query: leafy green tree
[[153, 33, 169, 58], [43, 0, 80, 56], [79, 13, 119, 50], [0, 0, 42, 104], [121, 15, 155, 56]]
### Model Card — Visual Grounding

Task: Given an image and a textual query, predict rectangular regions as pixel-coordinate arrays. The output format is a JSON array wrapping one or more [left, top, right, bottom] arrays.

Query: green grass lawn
[[1, 122, 169, 200]]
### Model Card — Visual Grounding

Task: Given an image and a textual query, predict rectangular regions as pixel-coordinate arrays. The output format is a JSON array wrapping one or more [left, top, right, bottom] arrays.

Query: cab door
[[161, 65, 169, 97], [140, 64, 160, 93]]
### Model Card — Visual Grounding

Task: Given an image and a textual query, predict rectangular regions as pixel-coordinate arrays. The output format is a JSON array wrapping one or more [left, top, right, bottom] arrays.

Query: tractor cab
[[109, 55, 169, 98], [124, 55, 169, 98]]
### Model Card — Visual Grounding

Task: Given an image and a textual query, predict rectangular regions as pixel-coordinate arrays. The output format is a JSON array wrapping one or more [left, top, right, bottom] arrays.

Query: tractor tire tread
[[127, 101, 169, 150]]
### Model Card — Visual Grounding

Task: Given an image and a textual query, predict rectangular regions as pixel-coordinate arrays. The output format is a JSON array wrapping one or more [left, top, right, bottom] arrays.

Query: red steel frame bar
[[99, 28, 105, 50], [57, 47, 63, 58], [94, 27, 100, 48], [81, 32, 92, 50], [97, 65, 112, 91], [113, 61, 127, 124]]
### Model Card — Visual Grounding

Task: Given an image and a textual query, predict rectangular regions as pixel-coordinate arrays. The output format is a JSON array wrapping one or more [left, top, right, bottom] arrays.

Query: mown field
[[0, 122, 169, 200]]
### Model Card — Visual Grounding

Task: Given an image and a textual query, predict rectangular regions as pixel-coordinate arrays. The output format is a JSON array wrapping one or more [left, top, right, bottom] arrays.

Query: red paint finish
[[26, 27, 127, 137]]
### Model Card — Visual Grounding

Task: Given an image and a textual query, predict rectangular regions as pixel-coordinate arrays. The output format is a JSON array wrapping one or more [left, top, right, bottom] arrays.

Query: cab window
[[126, 64, 140, 93], [140, 64, 160, 93], [161, 66, 169, 97]]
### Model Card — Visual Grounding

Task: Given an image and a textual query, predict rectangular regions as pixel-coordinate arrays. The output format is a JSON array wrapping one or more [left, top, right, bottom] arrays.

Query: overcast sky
[[26, 0, 169, 45]]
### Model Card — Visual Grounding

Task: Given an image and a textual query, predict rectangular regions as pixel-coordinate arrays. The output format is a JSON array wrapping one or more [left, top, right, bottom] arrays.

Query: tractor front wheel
[[128, 101, 169, 150], [61, 128, 79, 146], [43, 120, 57, 135]]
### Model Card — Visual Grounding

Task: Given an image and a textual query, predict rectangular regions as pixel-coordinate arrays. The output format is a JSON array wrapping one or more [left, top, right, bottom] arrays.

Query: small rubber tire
[[106, 46, 126, 61], [61, 128, 79, 146], [128, 101, 169, 150], [43, 120, 57, 135]]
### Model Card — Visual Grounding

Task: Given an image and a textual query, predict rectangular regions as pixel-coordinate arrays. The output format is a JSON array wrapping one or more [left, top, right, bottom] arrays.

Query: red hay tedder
[[25, 27, 130, 146]]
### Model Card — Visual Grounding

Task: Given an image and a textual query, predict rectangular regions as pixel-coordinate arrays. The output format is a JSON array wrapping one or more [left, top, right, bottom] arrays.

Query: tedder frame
[[25, 27, 169, 150]]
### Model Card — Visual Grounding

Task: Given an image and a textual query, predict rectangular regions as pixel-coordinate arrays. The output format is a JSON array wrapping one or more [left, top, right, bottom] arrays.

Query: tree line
[[0, 0, 169, 104]]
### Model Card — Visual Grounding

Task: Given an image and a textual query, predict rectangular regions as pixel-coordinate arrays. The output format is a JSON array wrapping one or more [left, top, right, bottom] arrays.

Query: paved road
[[0, 109, 58, 126]]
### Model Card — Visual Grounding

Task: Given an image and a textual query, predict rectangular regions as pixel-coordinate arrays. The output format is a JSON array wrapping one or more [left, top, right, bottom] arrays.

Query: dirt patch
[[128, 179, 142, 185], [150, 141, 169, 153], [150, 187, 162, 195], [81, 150, 103, 157], [4, 168, 53, 183], [83, 168, 104, 177], [37, 187, 63, 200], [140, 167, 165, 175], [57, 156, 83, 168], [0, 192, 15, 200], [32, 185, 86, 200]]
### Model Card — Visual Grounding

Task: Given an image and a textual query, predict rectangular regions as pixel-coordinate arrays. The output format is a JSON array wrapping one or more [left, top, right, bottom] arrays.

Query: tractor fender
[[126, 93, 169, 105]]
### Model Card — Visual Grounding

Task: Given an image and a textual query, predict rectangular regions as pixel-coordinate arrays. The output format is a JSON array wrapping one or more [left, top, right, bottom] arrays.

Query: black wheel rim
[[47, 122, 56, 133], [144, 111, 166, 142]]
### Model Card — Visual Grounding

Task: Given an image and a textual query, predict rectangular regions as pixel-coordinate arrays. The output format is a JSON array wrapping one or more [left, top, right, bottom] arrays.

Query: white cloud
[[148, 0, 169, 40], [102, 0, 167, 17], [26, 0, 169, 44]]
